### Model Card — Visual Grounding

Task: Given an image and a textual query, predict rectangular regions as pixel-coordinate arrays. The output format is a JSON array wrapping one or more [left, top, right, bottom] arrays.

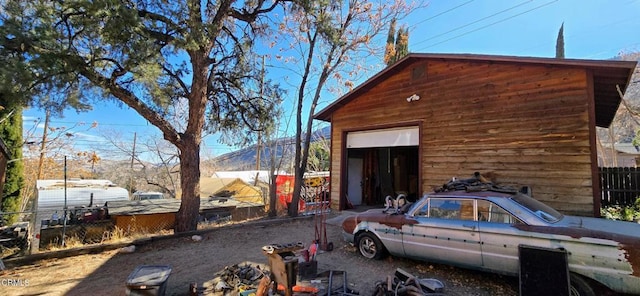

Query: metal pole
[[36, 109, 50, 180], [130, 132, 137, 195], [61, 156, 67, 247]]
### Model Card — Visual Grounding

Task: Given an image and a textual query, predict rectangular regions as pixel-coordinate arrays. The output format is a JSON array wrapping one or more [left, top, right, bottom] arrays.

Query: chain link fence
[[2, 176, 330, 259], [0, 211, 31, 258], [0, 199, 267, 258]]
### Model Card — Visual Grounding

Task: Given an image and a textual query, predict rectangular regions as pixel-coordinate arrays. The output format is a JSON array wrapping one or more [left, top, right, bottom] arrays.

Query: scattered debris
[[262, 242, 305, 296], [373, 268, 444, 296], [119, 245, 136, 253], [317, 270, 359, 296], [204, 263, 266, 295]]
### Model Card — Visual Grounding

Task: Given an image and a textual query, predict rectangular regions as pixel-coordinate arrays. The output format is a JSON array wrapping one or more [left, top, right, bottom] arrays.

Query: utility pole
[[129, 132, 137, 194], [61, 156, 67, 247], [36, 109, 50, 180], [256, 55, 265, 171]]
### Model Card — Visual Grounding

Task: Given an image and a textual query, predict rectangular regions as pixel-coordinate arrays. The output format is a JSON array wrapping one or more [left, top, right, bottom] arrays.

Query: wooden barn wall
[[329, 60, 595, 216]]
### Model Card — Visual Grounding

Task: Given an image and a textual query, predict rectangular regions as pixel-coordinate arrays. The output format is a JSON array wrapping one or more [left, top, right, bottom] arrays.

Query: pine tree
[[395, 26, 409, 62], [1, 0, 284, 232], [384, 18, 397, 65], [556, 22, 565, 59], [384, 19, 409, 66]]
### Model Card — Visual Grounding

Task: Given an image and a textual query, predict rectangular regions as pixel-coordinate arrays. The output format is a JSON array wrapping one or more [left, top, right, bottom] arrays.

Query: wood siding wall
[[329, 59, 596, 216]]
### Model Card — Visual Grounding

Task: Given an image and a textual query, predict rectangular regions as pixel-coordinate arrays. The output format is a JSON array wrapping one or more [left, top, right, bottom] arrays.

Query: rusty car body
[[342, 188, 640, 295]]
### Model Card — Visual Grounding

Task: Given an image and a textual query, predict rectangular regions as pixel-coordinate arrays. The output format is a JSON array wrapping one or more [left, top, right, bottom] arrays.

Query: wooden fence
[[599, 167, 640, 206]]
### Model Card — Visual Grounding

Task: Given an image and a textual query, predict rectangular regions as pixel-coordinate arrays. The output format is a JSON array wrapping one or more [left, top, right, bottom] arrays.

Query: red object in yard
[[277, 284, 319, 294], [276, 175, 306, 212], [309, 242, 318, 260]]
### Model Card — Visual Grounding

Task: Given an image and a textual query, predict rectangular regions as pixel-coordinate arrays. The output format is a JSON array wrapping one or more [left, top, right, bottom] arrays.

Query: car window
[[429, 198, 475, 220], [510, 193, 562, 223], [477, 200, 521, 224]]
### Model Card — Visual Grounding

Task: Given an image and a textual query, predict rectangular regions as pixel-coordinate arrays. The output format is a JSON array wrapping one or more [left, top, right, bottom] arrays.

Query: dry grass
[[37, 215, 266, 253], [1, 245, 21, 258], [42, 235, 85, 251], [40, 225, 170, 252]]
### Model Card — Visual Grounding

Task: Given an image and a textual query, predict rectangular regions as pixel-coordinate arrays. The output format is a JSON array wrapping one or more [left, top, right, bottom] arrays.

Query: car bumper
[[342, 230, 355, 244]]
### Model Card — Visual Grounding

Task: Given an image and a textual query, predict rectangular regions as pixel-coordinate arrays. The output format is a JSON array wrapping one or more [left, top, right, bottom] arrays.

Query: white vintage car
[[342, 186, 640, 296]]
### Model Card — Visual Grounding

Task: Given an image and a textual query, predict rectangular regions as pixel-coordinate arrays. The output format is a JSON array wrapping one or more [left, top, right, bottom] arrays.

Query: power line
[[514, 15, 640, 57], [409, 0, 476, 29], [414, 0, 558, 51], [40, 120, 152, 127], [412, 0, 533, 48], [581, 42, 640, 59]]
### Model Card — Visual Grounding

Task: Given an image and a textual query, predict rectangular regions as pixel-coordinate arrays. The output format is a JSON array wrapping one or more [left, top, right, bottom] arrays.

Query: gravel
[[1, 213, 518, 296]]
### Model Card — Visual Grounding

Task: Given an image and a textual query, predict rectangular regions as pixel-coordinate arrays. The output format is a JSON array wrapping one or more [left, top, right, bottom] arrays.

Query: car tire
[[356, 232, 385, 260], [569, 273, 596, 296]]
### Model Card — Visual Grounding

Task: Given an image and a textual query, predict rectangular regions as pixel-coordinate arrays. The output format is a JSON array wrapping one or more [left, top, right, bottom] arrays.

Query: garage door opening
[[344, 127, 420, 209]]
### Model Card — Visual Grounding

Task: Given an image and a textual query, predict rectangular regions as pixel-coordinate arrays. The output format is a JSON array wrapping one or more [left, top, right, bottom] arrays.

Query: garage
[[345, 127, 420, 207], [314, 53, 636, 215]]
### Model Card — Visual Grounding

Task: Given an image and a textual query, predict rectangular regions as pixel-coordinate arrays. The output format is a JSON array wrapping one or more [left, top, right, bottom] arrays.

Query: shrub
[[601, 197, 640, 222]]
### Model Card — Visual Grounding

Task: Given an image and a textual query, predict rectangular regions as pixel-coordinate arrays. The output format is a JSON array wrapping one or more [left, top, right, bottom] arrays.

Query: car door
[[477, 199, 532, 275], [403, 198, 482, 267]]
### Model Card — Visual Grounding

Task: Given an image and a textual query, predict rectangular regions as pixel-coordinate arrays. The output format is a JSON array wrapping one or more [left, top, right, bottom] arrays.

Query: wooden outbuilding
[[314, 53, 637, 217]]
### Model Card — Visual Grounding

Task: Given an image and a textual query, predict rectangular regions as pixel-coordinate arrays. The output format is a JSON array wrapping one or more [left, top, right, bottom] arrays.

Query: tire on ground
[[569, 273, 596, 296], [356, 232, 385, 260]]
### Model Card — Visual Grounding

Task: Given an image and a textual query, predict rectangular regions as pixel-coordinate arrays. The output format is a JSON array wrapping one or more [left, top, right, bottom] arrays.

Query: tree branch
[[230, 0, 282, 22], [162, 65, 190, 96], [68, 55, 182, 145]]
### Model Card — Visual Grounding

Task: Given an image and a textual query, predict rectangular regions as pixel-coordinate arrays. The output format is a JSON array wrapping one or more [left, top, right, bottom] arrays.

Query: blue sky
[[22, 0, 640, 161]]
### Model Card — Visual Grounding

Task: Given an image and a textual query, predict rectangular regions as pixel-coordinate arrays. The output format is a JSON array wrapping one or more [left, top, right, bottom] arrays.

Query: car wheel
[[569, 273, 596, 296], [357, 232, 385, 260]]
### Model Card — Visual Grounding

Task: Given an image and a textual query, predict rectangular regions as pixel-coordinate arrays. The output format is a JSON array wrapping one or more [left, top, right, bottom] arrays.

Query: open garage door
[[347, 126, 419, 148], [345, 126, 419, 209]]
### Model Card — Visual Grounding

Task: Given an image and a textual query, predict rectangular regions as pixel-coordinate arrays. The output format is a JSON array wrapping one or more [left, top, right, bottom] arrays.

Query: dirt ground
[[1, 213, 518, 296]]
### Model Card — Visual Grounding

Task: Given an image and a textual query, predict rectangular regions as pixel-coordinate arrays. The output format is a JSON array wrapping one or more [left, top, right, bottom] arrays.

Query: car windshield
[[510, 193, 563, 223]]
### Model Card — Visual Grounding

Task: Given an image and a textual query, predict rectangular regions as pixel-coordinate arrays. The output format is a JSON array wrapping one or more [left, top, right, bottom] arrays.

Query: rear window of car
[[510, 193, 563, 223], [477, 200, 522, 224]]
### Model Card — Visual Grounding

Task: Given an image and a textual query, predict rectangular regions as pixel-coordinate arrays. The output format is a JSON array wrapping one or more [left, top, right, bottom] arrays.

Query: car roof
[[426, 190, 516, 199]]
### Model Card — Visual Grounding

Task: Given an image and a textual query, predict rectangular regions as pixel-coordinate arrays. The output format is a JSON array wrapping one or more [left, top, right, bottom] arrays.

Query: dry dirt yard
[[1, 213, 519, 296]]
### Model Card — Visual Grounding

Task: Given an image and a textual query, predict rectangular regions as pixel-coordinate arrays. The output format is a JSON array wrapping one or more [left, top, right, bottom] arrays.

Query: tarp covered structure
[[200, 177, 265, 205]]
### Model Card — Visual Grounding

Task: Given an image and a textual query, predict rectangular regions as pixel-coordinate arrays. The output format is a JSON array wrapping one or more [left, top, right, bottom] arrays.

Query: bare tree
[[597, 50, 640, 166], [275, 0, 417, 216]]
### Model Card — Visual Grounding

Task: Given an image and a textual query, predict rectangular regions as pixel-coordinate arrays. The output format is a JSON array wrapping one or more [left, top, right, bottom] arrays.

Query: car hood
[[560, 215, 640, 238]]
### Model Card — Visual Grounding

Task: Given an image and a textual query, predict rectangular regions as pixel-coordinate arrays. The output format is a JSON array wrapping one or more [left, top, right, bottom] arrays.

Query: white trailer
[[32, 179, 129, 252]]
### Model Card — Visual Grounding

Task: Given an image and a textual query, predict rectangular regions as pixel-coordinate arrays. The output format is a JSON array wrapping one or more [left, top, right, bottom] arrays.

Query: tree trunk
[[175, 136, 201, 232], [269, 173, 277, 217]]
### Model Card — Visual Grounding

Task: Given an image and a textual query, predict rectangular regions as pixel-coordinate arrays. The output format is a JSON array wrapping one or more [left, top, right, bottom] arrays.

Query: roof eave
[[312, 53, 638, 125]]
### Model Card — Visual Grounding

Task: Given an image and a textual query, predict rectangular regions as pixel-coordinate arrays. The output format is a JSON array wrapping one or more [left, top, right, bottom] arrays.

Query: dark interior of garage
[[346, 146, 419, 208]]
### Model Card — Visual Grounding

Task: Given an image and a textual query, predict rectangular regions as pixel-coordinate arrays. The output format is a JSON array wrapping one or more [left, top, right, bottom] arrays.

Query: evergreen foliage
[[0, 0, 284, 232], [0, 106, 24, 225], [384, 18, 409, 66], [556, 22, 565, 59]]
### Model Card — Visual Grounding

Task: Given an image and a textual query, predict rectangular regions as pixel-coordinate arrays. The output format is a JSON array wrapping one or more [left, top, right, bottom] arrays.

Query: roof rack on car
[[436, 172, 520, 194]]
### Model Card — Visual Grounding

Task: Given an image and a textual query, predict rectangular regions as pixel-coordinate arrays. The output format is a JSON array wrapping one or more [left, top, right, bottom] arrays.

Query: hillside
[[210, 126, 331, 171]]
